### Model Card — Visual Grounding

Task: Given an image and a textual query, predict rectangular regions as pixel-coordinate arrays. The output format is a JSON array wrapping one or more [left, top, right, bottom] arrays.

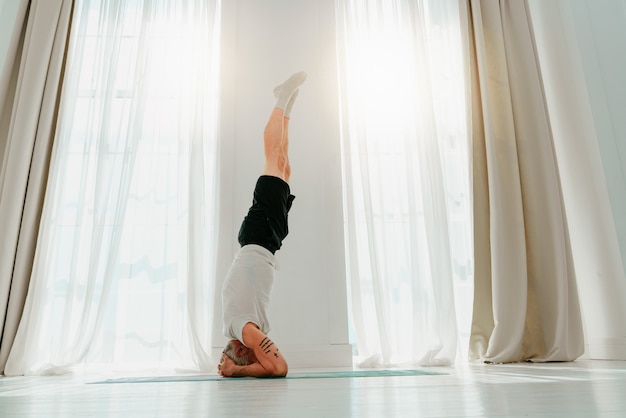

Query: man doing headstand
[[218, 71, 307, 378]]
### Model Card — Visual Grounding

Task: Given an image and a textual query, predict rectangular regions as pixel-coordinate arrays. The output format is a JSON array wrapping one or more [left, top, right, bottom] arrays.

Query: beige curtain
[[0, 0, 74, 374], [464, 0, 584, 363], [529, 0, 626, 361]]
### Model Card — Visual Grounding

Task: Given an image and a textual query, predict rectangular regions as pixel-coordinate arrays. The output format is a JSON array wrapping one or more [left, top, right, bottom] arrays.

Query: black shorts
[[238, 175, 295, 254]]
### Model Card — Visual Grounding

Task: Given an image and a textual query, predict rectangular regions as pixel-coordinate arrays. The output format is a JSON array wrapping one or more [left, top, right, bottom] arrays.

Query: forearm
[[225, 362, 287, 378]]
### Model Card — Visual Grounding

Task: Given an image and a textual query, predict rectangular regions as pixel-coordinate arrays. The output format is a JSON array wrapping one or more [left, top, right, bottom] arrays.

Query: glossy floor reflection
[[1, 360, 625, 417]]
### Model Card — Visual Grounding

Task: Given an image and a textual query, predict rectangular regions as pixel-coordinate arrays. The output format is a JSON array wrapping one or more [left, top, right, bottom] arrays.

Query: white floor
[[1, 360, 625, 417]]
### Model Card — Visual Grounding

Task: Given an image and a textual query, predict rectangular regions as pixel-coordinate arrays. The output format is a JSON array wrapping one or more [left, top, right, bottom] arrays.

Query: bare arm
[[218, 324, 288, 378]]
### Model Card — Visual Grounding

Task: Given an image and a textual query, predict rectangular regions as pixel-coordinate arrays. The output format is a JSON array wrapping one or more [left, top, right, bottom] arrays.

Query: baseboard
[[582, 337, 626, 360], [212, 344, 354, 368]]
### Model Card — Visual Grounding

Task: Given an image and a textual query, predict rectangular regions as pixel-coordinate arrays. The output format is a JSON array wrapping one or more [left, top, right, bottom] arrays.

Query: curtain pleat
[[0, 0, 74, 375], [466, 0, 583, 363]]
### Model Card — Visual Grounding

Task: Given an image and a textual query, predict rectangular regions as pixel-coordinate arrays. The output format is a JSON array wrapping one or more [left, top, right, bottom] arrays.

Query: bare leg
[[262, 72, 306, 183], [262, 108, 291, 183]]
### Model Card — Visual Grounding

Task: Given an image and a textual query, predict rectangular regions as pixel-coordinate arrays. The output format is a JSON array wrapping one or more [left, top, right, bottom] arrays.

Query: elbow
[[268, 361, 288, 378], [274, 364, 288, 377]]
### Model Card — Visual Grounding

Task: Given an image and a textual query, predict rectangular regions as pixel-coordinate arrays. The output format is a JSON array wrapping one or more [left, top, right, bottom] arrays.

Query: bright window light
[[336, 0, 473, 365]]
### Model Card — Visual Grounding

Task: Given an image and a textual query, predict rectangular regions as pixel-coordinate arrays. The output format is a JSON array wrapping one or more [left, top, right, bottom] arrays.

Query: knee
[[275, 153, 290, 175], [264, 152, 290, 182]]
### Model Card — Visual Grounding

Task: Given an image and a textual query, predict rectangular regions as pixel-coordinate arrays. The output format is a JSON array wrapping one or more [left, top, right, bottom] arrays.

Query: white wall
[[213, 0, 352, 367], [0, 0, 21, 72], [567, 0, 626, 359], [568, 0, 626, 275], [528, 0, 626, 360]]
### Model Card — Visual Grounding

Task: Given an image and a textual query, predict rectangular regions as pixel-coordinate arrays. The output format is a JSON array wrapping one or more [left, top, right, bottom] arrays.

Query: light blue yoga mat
[[89, 369, 444, 384]]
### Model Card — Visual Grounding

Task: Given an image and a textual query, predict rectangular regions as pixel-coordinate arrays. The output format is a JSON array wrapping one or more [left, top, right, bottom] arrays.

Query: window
[[16, 0, 222, 373], [336, 0, 472, 365]]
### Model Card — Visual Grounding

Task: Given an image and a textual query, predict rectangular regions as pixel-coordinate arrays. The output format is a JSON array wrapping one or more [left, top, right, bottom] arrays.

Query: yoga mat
[[89, 369, 445, 384]]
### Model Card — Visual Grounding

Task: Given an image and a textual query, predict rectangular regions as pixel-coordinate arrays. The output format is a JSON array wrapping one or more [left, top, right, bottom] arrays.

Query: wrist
[[231, 365, 246, 377]]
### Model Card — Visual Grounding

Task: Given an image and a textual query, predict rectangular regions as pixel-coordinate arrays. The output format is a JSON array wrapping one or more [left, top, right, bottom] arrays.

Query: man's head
[[222, 340, 256, 366]]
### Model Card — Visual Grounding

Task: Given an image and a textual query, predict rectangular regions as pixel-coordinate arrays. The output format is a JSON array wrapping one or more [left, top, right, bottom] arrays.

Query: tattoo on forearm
[[259, 337, 276, 355]]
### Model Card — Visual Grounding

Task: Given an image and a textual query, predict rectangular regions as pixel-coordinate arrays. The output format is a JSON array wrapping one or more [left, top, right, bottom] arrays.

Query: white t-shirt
[[222, 244, 278, 346]]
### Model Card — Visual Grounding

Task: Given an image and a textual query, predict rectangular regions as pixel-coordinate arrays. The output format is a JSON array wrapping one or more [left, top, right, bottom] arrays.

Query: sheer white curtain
[[4, 0, 222, 376], [335, 0, 472, 367]]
